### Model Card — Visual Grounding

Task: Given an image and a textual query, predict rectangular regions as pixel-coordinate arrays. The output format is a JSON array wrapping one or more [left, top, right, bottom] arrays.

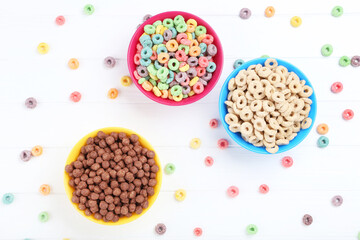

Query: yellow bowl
[[64, 127, 162, 225]]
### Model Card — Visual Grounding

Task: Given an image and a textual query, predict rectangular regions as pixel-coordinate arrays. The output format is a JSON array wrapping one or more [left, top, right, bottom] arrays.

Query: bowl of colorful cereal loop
[[64, 127, 162, 225], [127, 11, 224, 106], [219, 58, 317, 154]]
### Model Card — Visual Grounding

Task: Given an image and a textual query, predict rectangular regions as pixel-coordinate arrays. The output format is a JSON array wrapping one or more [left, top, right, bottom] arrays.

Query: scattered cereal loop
[[164, 163, 175, 175], [194, 227, 203, 237], [343, 109, 354, 120], [68, 58, 79, 69], [239, 8, 251, 19], [331, 82, 343, 93], [261, 54, 269, 58], [121, 76, 133, 87], [37, 42, 49, 54], [175, 189, 186, 201], [31, 145, 43, 156], [339, 56, 351, 67], [265, 6, 275, 18], [321, 44, 333, 57], [209, 119, 218, 128], [316, 124, 329, 135], [20, 150, 32, 162], [39, 184, 51, 196], [290, 16, 302, 27], [84, 4, 95, 15], [108, 88, 119, 99], [204, 156, 214, 166], [233, 59, 245, 69], [331, 195, 343, 207], [104, 56, 116, 68], [2, 193, 14, 204], [155, 223, 166, 235], [281, 156, 293, 168], [143, 14, 152, 22], [259, 184, 269, 194], [38, 211, 49, 222], [70, 91, 81, 102], [217, 138, 229, 149], [317, 136, 329, 148], [351, 56, 360, 67], [246, 224, 258, 235], [55, 16, 65, 25], [190, 138, 201, 149], [303, 214, 313, 225], [331, 6, 343, 17], [25, 97, 37, 109], [227, 186, 239, 198]]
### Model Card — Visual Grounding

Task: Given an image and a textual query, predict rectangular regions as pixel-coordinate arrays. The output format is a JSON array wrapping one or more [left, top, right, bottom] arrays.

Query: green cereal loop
[[261, 55, 269, 58], [156, 67, 169, 81], [176, 22, 187, 33], [246, 224, 258, 235], [147, 64, 158, 76], [144, 25, 155, 35], [164, 163, 176, 174], [171, 85, 182, 96], [195, 26, 207, 37], [158, 82, 169, 90], [158, 43, 166, 49], [163, 18, 174, 28], [149, 79, 157, 86], [84, 4, 95, 15], [153, 20, 162, 28], [321, 44, 333, 57], [174, 15, 185, 26], [138, 78, 146, 84], [331, 6, 343, 17], [178, 44, 189, 55], [168, 59, 180, 71], [358, 232, 360, 240], [38, 211, 49, 223], [183, 94, 188, 98], [339, 56, 350, 67]]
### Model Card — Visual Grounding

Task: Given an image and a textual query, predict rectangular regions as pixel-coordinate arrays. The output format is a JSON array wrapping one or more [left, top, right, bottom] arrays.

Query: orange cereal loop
[[165, 39, 178, 52], [265, 6, 275, 17], [120, 76, 132, 87], [186, 24, 196, 33], [168, 89, 173, 100], [142, 81, 153, 91], [107, 88, 119, 99], [68, 58, 79, 69], [39, 184, 51, 196], [317, 123, 329, 135], [190, 39, 199, 48], [31, 145, 43, 156], [189, 46, 201, 57], [158, 52, 169, 64], [197, 34, 206, 43], [161, 89, 168, 98]]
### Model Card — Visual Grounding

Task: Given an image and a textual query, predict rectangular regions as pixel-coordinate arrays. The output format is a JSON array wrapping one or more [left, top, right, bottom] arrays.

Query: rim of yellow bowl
[[64, 127, 162, 225]]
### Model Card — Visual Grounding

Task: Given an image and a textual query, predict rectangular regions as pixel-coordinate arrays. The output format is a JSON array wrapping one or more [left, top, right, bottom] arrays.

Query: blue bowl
[[219, 58, 317, 154]]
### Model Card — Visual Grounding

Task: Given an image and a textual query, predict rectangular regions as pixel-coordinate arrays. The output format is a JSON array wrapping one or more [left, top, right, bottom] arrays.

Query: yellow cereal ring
[[190, 138, 201, 149], [155, 25, 164, 34], [166, 39, 179, 52], [32, 145, 43, 156], [37, 43, 49, 54], [149, 73, 158, 80], [188, 90, 195, 97], [120, 76, 132, 87], [189, 46, 201, 57], [161, 90, 168, 98], [152, 86, 161, 97], [186, 32, 193, 40], [142, 81, 153, 91], [175, 189, 186, 201], [197, 34, 206, 43], [158, 52, 170, 64], [173, 94, 183, 102], [290, 16, 302, 27], [152, 44, 158, 52], [141, 32, 148, 37], [187, 19, 198, 28], [160, 26, 168, 35], [179, 64, 190, 72], [189, 77, 199, 87]]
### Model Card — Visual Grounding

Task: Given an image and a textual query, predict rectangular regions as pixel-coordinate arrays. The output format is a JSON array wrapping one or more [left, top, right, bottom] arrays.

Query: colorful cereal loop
[[331, 6, 343, 17], [342, 109, 354, 120], [227, 186, 239, 197], [121, 76, 132, 86], [331, 82, 343, 93], [246, 224, 258, 235], [290, 16, 302, 27], [209, 119, 218, 128], [316, 124, 329, 135], [175, 189, 186, 201], [39, 184, 51, 196], [193, 227, 203, 237], [70, 91, 81, 102], [68, 58, 79, 69], [84, 4, 95, 15], [107, 88, 119, 99], [204, 156, 214, 166], [55, 16, 65, 25], [259, 184, 269, 194], [190, 138, 201, 149], [32, 145, 43, 156], [37, 43, 49, 54], [265, 6, 275, 17]]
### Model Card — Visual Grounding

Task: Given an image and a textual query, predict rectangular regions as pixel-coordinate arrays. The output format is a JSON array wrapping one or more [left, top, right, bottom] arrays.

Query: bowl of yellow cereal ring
[[127, 11, 224, 106], [64, 127, 162, 225], [219, 58, 317, 154]]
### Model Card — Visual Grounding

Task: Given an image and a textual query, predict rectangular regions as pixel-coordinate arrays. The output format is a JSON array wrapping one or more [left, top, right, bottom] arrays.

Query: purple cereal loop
[[168, 52, 176, 59], [143, 14, 152, 22], [25, 97, 37, 109], [155, 223, 166, 235], [175, 72, 187, 83], [186, 67, 197, 79], [351, 55, 360, 67], [207, 44, 217, 56], [169, 81, 179, 88], [182, 85, 191, 95], [20, 150, 32, 162], [163, 29, 172, 41], [302, 214, 313, 225], [239, 8, 251, 19], [199, 78, 208, 86], [331, 195, 343, 206], [187, 57, 198, 67], [202, 72, 212, 81], [104, 56, 116, 68], [136, 66, 148, 77]]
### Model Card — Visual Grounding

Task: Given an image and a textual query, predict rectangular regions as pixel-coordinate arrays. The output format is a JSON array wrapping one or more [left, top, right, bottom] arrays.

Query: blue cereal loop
[[154, 60, 163, 70], [156, 45, 168, 54], [2, 193, 14, 204], [140, 35, 151, 45], [152, 34, 164, 45], [206, 62, 216, 73], [141, 47, 153, 59], [166, 71, 175, 83], [233, 59, 245, 69], [169, 27, 177, 38], [191, 32, 196, 39], [199, 43, 207, 53], [140, 58, 151, 67], [142, 39, 153, 48]]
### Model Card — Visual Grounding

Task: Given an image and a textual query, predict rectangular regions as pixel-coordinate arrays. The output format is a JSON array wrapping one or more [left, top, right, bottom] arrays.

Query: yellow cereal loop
[[188, 90, 195, 97], [187, 19, 198, 28], [37, 42, 49, 54], [160, 26, 168, 35], [186, 32, 193, 40], [149, 73, 158, 80], [155, 25, 164, 34], [120, 76, 132, 87], [173, 94, 183, 102], [32, 145, 43, 156], [189, 77, 199, 87], [290, 16, 302, 27], [179, 64, 190, 72], [190, 138, 201, 149], [141, 32, 148, 37], [152, 86, 161, 97], [175, 189, 186, 201], [152, 45, 158, 52]]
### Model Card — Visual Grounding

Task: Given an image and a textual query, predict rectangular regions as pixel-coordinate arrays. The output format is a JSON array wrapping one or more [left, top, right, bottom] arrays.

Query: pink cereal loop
[[331, 82, 343, 93], [176, 33, 188, 42], [133, 70, 141, 80], [150, 51, 157, 61], [281, 156, 293, 168], [193, 82, 204, 94], [181, 77, 190, 86], [193, 227, 203, 237], [179, 61, 186, 68], [180, 39, 192, 46], [134, 53, 141, 65], [196, 67, 206, 77], [70, 91, 81, 102], [343, 109, 354, 120], [136, 43, 143, 51], [209, 119, 218, 128], [204, 156, 214, 166], [217, 138, 229, 149], [201, 34, 214, 45], [55, 16, 65, 26], [164, 62, 168, 68], [198, 56, 209, 68], [175, 50, 187, 62], [259, 184, 269, 194], [227, 186, 239, 198]]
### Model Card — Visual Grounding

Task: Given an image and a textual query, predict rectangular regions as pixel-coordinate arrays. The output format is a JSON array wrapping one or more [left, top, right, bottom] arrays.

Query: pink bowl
[[127, 11, 224, 106]]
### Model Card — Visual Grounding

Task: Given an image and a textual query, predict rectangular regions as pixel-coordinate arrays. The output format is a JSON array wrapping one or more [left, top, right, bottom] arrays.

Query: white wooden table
[[1, 0, 360, 239]]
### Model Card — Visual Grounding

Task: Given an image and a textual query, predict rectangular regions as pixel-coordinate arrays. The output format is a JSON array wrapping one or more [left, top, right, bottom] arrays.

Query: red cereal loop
[[70, 91, 81, 102], [331, 82, 343, 93], [281, 156, 293, 168], [342, 109, 354, 120], [204, 156, 214, 166], [193, 227, 203, 237], [217, 139, 229, 149], [259, 184, 269, 194], [55, 16, 65, 26], [209, 119, 218, 128], [227, 186, 239, 198]]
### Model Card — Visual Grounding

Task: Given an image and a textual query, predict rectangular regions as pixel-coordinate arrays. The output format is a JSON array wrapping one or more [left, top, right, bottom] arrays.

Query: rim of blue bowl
[[219, 58, 317, 154]]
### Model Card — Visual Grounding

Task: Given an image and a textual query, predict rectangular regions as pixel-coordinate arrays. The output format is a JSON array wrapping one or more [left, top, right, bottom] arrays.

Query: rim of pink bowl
[[127, 11, 224, 106]]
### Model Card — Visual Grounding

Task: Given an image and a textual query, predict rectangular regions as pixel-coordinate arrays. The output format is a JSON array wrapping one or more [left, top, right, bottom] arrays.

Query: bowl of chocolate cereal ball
[[64, 127, 162, 225], [219, 58, 317, 154]]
